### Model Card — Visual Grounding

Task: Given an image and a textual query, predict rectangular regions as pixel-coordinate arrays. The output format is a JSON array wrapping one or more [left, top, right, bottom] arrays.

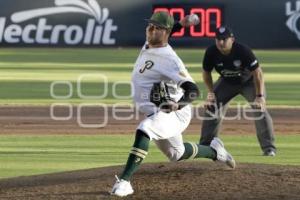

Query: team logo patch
[[135, 157, 142, 163], [139, 60, 154, 73], [233, 60, 241, 67]]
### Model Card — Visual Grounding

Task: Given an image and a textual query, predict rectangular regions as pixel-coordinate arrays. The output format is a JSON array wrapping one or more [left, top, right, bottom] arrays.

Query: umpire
[[200, 26, 276, 156]]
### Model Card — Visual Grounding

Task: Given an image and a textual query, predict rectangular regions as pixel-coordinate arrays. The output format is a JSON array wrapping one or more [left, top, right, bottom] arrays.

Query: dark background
[[0, 0, 299, 48]]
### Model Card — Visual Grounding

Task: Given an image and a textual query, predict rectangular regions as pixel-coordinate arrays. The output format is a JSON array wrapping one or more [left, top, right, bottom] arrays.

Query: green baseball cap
[[146, 11, 174, 29]]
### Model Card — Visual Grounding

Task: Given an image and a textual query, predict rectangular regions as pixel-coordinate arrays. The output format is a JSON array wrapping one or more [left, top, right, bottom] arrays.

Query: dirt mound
[[0, 162, 299, 200]]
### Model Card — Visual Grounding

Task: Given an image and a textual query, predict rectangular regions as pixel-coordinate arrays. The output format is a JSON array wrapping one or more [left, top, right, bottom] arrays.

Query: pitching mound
[[0, 162, 299, 200]]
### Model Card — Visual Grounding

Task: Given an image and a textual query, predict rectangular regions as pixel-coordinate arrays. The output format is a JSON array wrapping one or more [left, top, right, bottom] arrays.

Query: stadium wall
[[0, 0, 299, 48]]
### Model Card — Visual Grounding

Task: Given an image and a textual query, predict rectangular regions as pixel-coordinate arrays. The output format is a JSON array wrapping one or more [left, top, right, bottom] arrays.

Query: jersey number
[[139, 60, 154, 73]]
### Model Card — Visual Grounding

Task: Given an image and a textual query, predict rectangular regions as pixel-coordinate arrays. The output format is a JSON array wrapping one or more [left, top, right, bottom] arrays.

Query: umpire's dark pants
[[200, 78, 276, 153]]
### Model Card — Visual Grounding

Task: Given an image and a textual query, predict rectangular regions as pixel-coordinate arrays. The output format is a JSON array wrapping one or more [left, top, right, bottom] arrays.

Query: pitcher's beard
[[148, 38, 162, 46]]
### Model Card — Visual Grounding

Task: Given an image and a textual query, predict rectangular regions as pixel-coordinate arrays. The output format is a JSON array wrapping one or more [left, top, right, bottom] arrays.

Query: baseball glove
[[150, 82, 176, 112]]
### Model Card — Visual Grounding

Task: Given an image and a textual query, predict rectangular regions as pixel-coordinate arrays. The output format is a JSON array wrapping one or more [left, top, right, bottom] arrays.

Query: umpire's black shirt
[[203, 42, 259, 84]]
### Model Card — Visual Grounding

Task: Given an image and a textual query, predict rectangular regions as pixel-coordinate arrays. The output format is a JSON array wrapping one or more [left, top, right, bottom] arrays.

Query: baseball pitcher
[[111, 12, 235, 197]]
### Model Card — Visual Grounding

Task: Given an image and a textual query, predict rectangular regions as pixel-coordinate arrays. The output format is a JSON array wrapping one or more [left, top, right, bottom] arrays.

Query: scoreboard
[[153, 4, 224, 38]]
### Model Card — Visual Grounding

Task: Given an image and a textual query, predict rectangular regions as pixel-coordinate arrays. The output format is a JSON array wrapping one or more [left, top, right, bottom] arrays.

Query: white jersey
[[132, 43, 194, 116]]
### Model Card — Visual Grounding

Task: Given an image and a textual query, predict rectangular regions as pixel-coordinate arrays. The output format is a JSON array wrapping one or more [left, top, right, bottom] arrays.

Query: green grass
[[0, 134, 299, 179], [0, 48, 299, 105]]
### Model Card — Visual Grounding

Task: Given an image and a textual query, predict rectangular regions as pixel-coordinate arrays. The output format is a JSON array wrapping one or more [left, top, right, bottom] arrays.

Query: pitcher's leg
[[155, 134, 235, 169], [154, 134, 186, 161], [120, 129, 150, 181]]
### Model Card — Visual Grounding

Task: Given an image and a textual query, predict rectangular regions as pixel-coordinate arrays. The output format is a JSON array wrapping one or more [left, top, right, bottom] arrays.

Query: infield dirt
[[0, 106, 299, 200], [0, 106, 299, 135]]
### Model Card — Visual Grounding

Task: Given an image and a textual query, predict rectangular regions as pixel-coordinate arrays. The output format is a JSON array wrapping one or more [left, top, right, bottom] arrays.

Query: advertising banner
[[0, 0, 299, 48]]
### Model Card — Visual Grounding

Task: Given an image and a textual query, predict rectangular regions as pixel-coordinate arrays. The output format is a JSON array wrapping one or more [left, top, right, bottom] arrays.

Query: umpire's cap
[[216, 26, 234, 40], [146, 11, 174, 29]]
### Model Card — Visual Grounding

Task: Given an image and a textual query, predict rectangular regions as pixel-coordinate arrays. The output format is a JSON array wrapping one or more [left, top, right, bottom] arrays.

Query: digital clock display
[[153, 4, 224, 38]]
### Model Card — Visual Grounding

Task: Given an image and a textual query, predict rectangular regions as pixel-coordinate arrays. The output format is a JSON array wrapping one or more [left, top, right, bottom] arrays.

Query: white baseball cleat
[[210, 137, 236, 169], [111, 175, 134, 197]]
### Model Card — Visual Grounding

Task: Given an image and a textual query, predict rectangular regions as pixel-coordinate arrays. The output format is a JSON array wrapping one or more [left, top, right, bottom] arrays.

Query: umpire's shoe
[[111, 176, 134, 197], [210, 137, 236, 169], [263, 149, 276, 156]]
